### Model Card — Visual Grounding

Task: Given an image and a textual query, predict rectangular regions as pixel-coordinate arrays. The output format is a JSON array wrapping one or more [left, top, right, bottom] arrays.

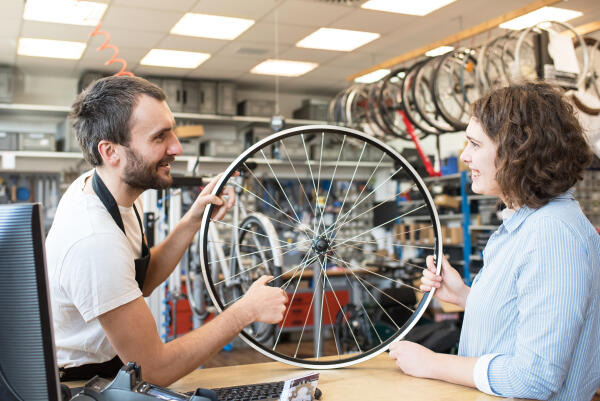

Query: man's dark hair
[[472, 82, 593, 209], [70, 76, 166, 166]]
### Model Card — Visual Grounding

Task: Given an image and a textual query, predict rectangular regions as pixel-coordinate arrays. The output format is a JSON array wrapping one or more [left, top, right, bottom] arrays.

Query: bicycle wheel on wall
[[200, 125, 443, 369]]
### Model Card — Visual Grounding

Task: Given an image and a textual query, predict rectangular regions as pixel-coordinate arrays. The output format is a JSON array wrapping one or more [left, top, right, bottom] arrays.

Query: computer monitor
[[0, 203, 62, 401]]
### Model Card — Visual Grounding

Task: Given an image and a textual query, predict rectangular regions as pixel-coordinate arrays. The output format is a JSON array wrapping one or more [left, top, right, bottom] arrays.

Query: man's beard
[[122, 147, 174, 190]]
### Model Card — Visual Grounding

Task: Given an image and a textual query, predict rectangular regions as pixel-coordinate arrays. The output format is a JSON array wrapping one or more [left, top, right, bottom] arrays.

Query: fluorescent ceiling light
[[23, 0, 107, 26], [250, 59, 318, 77], [170, 13, 255, 40], [425, 45, 454, 57], [499, 7, 583, 30], [296, 28, 380, 52], [18, 38, 86, 59], [140, 49, 210, 69], [361, 0, 457, 16], [354, 69, 390, 83]]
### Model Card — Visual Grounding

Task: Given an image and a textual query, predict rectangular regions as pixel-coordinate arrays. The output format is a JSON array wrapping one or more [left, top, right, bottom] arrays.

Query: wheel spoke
[[280, 140, 316, 217], [259, 150, 304, 228], [327, 142, 367, 238], [228, 180, 306, 230], [273, 253, 318, 351], [326, 254, 420, 293], [329, 204, 429, 251], [318, 257, 363, 353], [315, 135, 346, 236]]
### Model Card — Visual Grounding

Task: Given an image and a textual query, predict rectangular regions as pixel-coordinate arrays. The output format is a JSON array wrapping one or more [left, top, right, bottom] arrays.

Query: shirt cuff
[[473, 353, 501, 396]]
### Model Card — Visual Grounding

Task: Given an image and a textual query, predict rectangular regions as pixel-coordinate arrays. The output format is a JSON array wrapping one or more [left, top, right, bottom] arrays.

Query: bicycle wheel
[[200, 125, 443, 369]]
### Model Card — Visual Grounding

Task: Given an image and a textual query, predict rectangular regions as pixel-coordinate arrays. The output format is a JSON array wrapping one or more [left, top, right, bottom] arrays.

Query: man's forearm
[[142, 213, 201, 295], [143, 301, 253, 386]]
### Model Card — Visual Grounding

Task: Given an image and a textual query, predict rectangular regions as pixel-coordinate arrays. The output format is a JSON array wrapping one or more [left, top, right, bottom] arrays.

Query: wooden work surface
[[169, 353, 523, 401]]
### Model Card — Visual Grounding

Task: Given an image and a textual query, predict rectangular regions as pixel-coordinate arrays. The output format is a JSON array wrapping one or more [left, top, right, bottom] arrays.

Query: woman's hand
[[389, 341, 436, 378], [421, 255, 470, 308]]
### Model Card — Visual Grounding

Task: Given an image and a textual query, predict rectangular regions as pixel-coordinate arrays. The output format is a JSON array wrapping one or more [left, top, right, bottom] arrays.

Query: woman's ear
[[97, 140, 121, 167]]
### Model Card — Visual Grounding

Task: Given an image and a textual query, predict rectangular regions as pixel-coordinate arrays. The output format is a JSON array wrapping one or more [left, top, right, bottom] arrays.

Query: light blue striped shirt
[[458, 190, 600, 400]]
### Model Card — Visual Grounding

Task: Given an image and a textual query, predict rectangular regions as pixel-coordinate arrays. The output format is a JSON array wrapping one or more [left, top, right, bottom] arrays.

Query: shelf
[[0, 103, 71, 117], [173, 111, 331, 127], [468, 195, 498, 201], [423, 172, 465, 183], [0, 151, 391, 179], [403, 213, 462, 222], [469, 225, 499, 231], [0, 103, 331, 127]]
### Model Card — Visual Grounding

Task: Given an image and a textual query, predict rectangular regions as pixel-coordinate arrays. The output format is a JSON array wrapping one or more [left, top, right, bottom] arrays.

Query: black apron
[[59, 170, 150, 381]]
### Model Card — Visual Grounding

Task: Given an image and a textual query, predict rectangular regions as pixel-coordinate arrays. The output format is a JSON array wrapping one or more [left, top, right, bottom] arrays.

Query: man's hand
[[235, 276, 288, 324], [389, 341, 436, 378], [187, 173, 237, 222]]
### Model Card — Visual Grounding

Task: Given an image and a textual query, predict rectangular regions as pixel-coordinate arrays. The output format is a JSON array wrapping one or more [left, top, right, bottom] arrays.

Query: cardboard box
[[175, 124, 204, 138]]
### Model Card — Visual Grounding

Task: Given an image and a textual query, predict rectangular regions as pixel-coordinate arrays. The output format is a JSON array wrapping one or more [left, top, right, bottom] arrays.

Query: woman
[[389, 82, 600, 401]]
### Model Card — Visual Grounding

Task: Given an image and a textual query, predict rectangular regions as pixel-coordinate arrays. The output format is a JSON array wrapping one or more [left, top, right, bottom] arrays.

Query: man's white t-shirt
[[46, 170, 144, 368]]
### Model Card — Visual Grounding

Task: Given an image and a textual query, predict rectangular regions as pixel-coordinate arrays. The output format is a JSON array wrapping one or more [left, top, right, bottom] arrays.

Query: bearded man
[[46, 76, 288, 386]]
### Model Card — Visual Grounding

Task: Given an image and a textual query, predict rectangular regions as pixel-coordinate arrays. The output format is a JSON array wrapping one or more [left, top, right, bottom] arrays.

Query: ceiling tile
[[0, 19, 21, 39], [332, 8, 413, 34], [186, 68, 246, 80], [0, 0, 24, 20], [199, 56, 263, 72], [192, 0, 278, 20], [16, 56, 78, 75], [87, 28, 164, 49], [215, 40, 279, 59], [0, 38, 16, 64], [279, 47, 339, 63], [133, 65, 200, 77], [101, 5, 183, 33], [20, 21, 93, 42], [81, 46, 148, 62], [156, 35, 228, 53], [238, 22, 314, 45], [112, 0, 198, 12], [262, 0, 355, 27]]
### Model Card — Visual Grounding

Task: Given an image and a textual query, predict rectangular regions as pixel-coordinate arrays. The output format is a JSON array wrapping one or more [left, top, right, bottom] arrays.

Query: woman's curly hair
[[472, 82, 593, 209]]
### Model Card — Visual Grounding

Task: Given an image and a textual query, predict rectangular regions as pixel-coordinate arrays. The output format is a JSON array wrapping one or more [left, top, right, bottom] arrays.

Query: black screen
[[0, 203, 61, 401]]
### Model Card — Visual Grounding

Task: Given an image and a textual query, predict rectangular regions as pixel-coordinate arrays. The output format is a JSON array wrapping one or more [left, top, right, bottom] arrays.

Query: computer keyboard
[[210, 380, 285, 401]]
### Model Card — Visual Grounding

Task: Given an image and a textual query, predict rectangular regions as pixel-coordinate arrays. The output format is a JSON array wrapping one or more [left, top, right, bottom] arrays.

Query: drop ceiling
[[0, 0, 598, 95]]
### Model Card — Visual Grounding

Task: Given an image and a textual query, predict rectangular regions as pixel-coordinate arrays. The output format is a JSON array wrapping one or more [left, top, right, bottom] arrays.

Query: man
[[46, 76, 288, 386]]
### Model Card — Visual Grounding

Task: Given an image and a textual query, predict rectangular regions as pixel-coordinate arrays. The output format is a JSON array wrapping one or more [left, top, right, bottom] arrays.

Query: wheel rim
[[199, 125, 443, 369]]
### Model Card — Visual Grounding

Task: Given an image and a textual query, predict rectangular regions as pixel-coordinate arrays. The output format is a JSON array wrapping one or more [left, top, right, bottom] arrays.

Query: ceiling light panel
[[361, 0, 457, 16], [140, 49, 211, 69], [18, 38, 87, 59], [296, 28, 380, 52], [250, 59, 318, 77], [425, 45, 454, 57], [23, 0, 107, 26], [170, 13, 255, 40], [499, 7, 583, 30], [354, 69, 390, 83]]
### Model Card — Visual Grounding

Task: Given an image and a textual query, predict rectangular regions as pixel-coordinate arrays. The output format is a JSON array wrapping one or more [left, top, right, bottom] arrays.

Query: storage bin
[[292, 99, 329, 121], [0, 132, 18, 150], [217, 82, 236, 115], [200, 140, 243, 158], [18, 133, 56, 151], [237, 99, 276, 117]]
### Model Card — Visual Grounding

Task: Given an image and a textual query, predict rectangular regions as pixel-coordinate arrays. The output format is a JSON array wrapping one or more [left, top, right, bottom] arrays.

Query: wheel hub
[[312, 236, 331, 254]]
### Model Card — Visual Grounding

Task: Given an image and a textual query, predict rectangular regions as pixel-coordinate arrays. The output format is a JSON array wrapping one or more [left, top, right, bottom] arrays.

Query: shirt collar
[[501, 188, 575, 233]]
